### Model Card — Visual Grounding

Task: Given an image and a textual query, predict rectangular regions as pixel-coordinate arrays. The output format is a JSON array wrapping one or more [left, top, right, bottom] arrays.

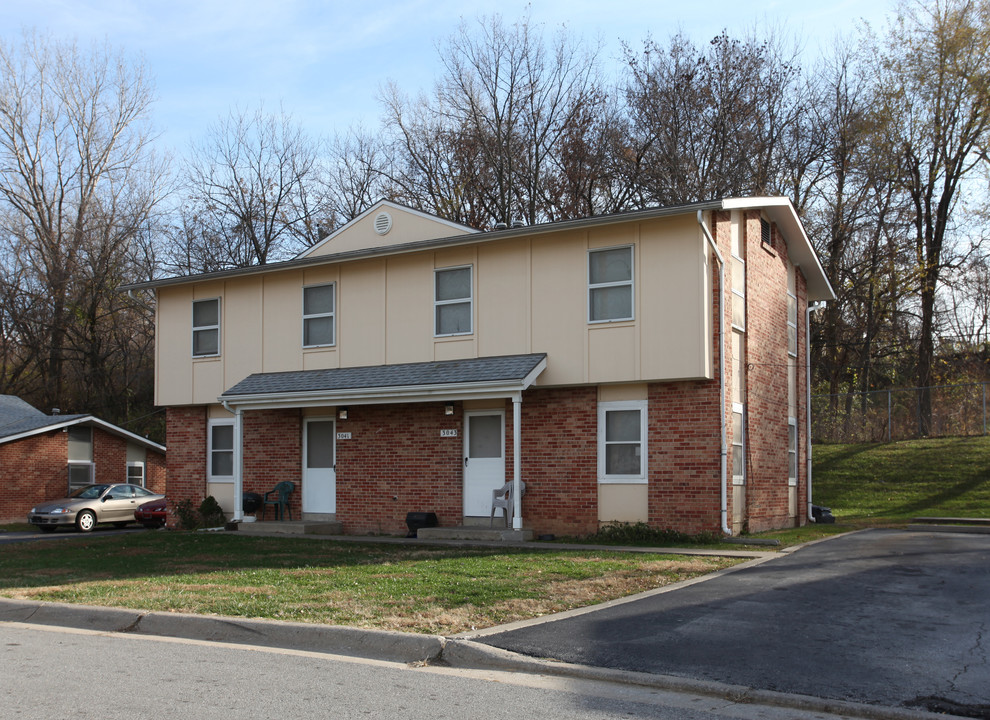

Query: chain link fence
[[812, 383, 989, 443]]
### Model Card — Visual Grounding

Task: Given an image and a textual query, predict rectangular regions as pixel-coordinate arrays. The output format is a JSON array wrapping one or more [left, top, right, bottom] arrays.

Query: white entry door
[[303, 418, 336, 514], [463, 410, 505, 517]]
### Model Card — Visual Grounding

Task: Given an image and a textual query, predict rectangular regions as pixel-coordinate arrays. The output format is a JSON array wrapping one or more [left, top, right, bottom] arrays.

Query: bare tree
[[381, 15, 607, 228], [622, 30, 805, 206], [0, 32, 165, 421], [172, 104, 329, 271], [872, 0, 990, 434]]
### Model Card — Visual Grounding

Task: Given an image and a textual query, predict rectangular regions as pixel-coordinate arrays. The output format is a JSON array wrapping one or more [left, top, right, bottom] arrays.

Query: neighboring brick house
[[0, 395, 166, 522], [125, 198, 833, 537]]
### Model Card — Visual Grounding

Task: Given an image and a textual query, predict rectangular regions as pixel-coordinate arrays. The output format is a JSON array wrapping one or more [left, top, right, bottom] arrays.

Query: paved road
[[0, 622, 886, 720], [474, 529, 990, 716], [0, 526, 149, 544]]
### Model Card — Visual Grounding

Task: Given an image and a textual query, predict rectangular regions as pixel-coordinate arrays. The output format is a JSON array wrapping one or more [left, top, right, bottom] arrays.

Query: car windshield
[[69, 484, 111, 500]]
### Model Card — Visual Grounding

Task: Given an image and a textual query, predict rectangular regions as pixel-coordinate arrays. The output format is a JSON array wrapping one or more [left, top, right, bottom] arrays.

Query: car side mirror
[[103, 496, 111, 502]]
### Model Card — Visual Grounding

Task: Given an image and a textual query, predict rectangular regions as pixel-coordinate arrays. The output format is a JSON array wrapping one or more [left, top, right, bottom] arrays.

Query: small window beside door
[[598, 400, 647, 483], [208, 420, 234, 481]]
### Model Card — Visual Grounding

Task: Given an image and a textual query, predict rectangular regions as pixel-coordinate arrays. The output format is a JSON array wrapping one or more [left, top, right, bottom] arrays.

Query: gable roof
[[296, 200, 477, 259], [0, 395, 165, 453], [123, 198, 834, 302]]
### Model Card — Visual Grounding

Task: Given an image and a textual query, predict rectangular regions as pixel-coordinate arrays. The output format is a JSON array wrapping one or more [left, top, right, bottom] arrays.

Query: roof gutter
[[698, 210, 731, 536]]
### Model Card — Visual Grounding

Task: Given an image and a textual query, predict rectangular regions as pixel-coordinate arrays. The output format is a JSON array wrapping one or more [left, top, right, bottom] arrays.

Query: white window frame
[[207, 419, 235, 483], [127, 461, 146, 487], [434, 265, 473, 337], [597, 400, 648, 484], [192, 297, 221, 358], [302, 282, 336, 348], [732, 402, 746, 486], [788, 417, 798, 486], [67, 461, 94, 490], [588, 245, 635, 323], [787, 290, 798, 357]]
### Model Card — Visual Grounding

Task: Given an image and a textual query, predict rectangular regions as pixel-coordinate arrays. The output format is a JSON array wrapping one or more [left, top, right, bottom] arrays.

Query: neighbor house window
[[435, 266, 472, 336], [732, 403, 746, 486], [127, 461, 145, 486], [192, 298, 221, 357], [788, 417, 798, 486], [303, 283, 335, 347], [598, 400, 648, 483], [67, 425, 93, 490], [208, 420, 234, 481], [589, 246, 634, 322]]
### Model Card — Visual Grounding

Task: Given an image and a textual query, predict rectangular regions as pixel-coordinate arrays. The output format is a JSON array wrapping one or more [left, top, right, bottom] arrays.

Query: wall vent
[[374, 211, 392, 235]]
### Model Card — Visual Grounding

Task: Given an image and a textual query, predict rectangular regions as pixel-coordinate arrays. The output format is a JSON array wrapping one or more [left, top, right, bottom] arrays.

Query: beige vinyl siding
[[154, 210, 715, 406]]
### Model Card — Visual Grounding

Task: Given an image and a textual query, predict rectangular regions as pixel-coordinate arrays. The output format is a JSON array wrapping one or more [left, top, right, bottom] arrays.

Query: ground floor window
[[598, 400, 648, 483], [208, 419, 235, 481], [68, 462, 93, 490], [732, 403, 746, 485], [788, 417, 798, 486]]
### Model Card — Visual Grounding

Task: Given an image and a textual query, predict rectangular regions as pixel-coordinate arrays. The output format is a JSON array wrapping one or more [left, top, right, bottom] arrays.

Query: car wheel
[[39, 526, 57, 533], [113, 522, 130, 529], [76, 510, 96, 532]]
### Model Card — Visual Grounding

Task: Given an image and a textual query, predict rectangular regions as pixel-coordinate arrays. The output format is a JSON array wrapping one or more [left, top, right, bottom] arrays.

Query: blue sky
[[0, 0, 896, 156]]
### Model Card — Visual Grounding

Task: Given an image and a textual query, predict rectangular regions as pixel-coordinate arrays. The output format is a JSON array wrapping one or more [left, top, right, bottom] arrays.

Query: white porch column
[[232, 406, 244, 521], [512, 394, 523, 530]]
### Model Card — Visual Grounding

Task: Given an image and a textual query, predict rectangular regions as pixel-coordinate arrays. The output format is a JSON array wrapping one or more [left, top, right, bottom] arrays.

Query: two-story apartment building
[[128, 198, 833, 537]]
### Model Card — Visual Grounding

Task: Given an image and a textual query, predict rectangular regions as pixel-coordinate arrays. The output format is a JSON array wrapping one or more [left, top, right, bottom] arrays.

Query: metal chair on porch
[[262, 481, 295, 521], [490, 481, 526, 527]]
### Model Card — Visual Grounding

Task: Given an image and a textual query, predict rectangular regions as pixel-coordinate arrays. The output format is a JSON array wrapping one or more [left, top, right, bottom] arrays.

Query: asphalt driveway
[[475, 529, 990, 715]]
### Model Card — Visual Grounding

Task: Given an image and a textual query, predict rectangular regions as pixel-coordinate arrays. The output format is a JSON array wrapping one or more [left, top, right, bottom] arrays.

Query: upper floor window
[[589, 246, 633, 322], [435, 266, 472, 336], [303, 283, 335, 347], [192, 298, 220, 357]]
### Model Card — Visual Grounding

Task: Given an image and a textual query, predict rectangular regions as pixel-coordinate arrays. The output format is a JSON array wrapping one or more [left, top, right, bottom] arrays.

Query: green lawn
[[811, 435, 990, 523], [0, 532, 740, 634]]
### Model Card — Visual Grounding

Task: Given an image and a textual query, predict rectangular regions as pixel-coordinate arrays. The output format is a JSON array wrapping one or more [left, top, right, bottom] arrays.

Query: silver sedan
[[28, 483, 165, 533]]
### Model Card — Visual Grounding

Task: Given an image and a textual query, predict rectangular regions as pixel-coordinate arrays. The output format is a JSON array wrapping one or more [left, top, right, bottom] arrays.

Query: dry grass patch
[[0, 534, 742, 634]]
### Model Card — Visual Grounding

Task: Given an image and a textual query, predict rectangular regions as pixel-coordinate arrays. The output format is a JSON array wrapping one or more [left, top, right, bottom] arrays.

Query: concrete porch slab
[[235, 521, 343, 536], [416, 526, 534, 542]]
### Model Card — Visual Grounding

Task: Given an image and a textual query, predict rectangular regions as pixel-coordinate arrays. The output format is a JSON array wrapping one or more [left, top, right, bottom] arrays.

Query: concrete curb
[[1, 596, 954, 720], [0, 598, 444, 664]]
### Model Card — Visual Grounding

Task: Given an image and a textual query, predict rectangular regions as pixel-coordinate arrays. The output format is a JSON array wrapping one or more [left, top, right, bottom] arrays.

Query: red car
[[135, 497, 167, 528]]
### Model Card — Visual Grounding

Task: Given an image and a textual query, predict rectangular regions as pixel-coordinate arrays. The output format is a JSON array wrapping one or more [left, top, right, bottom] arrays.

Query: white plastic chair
[[490, 481, 526, 527]]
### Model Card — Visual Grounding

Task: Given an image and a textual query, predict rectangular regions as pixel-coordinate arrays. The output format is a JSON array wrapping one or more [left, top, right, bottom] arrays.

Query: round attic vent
[[374, 211, 392, 235]]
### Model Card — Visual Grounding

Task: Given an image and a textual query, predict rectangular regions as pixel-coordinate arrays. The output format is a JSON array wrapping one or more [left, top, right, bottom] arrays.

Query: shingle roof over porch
[[219, 353, 549, 409]]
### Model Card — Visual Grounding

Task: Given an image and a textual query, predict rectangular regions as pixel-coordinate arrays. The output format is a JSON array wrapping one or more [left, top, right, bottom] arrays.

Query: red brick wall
[[0, 432, 69, 522], [336, 403, 463, 535], [165, 406, 208, 512], [648, 380, 724, 533], [515, 387, 598, 536], [0, 426, 168, 523], [243, 409, 302, 519], [730, 210, 807, 532]]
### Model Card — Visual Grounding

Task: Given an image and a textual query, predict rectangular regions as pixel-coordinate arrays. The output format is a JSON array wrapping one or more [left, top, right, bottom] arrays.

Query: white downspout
[[222, 400, 244, 522], [806, 301, 825, 522], [512, 395, 523, 530], [697, 211, 731, 536]]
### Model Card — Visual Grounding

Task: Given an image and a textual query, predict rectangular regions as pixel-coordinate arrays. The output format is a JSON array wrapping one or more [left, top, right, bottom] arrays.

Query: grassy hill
[[812, 435, 990, 524]]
